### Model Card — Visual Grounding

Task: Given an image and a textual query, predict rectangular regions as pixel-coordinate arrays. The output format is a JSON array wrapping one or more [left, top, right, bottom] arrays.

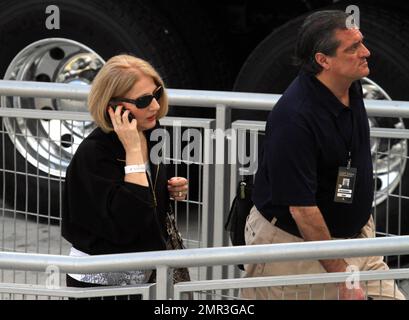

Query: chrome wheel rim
[[362, 77, 408, 206], [1, 38, 104, 177]]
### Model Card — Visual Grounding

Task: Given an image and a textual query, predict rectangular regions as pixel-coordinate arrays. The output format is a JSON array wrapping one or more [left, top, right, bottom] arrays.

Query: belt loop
[[271, 217, 277, 226]]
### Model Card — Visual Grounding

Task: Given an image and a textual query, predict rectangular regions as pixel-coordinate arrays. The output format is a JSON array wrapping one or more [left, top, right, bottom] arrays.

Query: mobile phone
[[108, 103, 135, 122]]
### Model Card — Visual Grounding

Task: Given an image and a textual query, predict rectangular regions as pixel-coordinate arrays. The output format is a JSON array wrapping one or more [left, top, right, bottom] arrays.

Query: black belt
[[272, 217, 302, 238], [259, 211, 361, 239], [255, 207, 299, 236]]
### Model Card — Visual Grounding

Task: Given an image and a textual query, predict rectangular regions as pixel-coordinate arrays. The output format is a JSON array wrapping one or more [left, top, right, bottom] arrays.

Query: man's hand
[[290, 206, 367, 300], [339, 282, 366, 300]]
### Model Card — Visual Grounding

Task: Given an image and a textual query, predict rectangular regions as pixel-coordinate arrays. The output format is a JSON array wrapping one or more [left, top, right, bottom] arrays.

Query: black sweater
[[62, 124, 170, 255]]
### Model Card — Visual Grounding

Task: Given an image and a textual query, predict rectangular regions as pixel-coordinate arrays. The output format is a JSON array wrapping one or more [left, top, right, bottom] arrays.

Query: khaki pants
[[241, 206, 405, 300]]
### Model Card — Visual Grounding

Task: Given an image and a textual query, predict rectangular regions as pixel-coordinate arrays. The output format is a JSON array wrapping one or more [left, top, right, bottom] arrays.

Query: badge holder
[[334, 154, 356, 204]]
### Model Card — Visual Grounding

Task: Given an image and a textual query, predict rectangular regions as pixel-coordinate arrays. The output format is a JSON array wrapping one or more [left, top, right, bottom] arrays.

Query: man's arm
[[289, 205, 365, 300], [289, 206, 348, 272]]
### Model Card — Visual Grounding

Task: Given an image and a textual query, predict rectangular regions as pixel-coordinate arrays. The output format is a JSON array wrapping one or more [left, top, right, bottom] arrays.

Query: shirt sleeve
[[265, 118, 317, 206], [64, 139, 159, 245]]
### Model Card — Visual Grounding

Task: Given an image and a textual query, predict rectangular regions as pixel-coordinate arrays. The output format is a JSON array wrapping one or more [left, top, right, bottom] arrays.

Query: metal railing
[[1, 236, 409, 299], [1, 80, 409, 299], [0, 113, 215, 293]]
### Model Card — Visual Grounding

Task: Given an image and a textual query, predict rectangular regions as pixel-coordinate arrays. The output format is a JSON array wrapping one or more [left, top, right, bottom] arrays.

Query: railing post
[[213, 104, 231, 283], [156, 266, 172, 300], [201, 121, 216, 281]]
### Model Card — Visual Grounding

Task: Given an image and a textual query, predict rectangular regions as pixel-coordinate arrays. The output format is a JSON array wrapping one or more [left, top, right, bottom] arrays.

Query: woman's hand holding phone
[[107, 105, 142, 154], [108, 104, 147, 187], [110, 104, 135, 122]]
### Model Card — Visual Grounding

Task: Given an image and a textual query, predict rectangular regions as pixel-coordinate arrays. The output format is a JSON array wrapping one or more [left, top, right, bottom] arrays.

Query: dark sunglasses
[[110, 86, 163, 109]]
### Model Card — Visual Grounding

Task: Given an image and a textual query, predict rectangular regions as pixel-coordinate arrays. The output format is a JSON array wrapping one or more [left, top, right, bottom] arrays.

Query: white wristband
[[124, 164, 146, 174]]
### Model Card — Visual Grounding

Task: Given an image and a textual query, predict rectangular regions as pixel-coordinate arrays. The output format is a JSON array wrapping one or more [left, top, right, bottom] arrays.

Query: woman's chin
[[138, 121, 156, 132]]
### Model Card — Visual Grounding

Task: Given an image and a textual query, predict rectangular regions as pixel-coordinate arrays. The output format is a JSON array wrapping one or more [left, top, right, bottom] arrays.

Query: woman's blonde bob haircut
[[88, 55, 169, 133]]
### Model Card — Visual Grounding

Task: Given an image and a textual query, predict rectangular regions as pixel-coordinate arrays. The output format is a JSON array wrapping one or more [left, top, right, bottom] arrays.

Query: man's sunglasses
[[110, 86, 163, 109]]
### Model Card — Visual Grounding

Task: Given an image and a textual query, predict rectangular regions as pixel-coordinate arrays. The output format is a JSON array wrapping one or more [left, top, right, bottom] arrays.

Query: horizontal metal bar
[[1, 236, 409, 273], [0, 107, 92, 121], [0, 282, 155, 298], [365, 100, 409, 117], [2, 80, 409, 116], [232, 120, 409, 139], [0, 108, 213, 127], [168, 89, 280, 110], [0, 80, 89, 100], [370, 128, 409, 139], [232, 120, 266, 131], [159, 116, 214, 129], [1, 108, 405, 139], [0, 80, 278, 110], [174, 268, 409, 293]]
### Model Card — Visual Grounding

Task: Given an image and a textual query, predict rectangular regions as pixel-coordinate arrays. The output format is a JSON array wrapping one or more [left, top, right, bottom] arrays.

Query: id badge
[[334, 167, 357, 204]]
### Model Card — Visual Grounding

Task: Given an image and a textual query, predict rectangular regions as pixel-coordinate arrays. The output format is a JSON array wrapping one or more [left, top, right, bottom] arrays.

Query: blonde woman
[[62, 55, 188, 297]]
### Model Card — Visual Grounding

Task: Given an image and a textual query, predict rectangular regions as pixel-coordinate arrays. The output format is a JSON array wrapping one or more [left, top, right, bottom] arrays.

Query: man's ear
[[315, 52, 331, 71]]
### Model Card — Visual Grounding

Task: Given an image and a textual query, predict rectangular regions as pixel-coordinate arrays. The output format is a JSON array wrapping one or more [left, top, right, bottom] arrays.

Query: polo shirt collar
[[300, 71, 359, 118]]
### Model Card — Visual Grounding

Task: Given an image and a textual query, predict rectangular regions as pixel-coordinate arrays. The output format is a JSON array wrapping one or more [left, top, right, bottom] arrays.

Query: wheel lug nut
[[35, 74, 51, 82], [49, 47, 65, 60], [61, 134, 74, 148]]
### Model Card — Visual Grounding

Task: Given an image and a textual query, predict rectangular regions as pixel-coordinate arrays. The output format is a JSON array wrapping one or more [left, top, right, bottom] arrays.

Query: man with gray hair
[[241, 10, 405, 300]]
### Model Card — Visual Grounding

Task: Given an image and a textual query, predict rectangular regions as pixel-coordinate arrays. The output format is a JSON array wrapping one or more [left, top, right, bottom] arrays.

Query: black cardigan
[[62, 124, 170, 255]]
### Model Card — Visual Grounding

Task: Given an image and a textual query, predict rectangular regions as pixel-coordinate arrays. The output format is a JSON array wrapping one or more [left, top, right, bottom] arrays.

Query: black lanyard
[[333, 108, 354, 169]]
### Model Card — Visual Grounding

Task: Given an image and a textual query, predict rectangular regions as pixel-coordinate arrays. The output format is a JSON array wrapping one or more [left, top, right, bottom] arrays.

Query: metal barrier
[[1, 236, 409, 299], [0, 282, 156, 300], [1, 80, 409, 299], [174, 269, 409, 300], [230, 120, 409, 238], [0, 109, 215, 297]]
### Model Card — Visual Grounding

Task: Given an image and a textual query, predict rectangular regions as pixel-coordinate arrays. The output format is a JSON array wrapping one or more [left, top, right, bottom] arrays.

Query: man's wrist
[[320, 258, 349, 273]]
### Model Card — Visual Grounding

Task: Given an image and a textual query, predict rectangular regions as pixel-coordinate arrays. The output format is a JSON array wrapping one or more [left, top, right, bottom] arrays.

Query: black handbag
[[225, 177, 254, 270]]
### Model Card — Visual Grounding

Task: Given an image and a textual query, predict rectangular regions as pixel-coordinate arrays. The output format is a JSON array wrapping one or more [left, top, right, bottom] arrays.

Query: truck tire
[[0, 0, 206, 219], [233, 6, 409, 237]]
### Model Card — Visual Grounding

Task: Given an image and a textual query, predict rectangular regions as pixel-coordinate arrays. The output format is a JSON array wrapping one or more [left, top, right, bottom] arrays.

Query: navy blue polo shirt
[[252, 71, 374, 238]]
